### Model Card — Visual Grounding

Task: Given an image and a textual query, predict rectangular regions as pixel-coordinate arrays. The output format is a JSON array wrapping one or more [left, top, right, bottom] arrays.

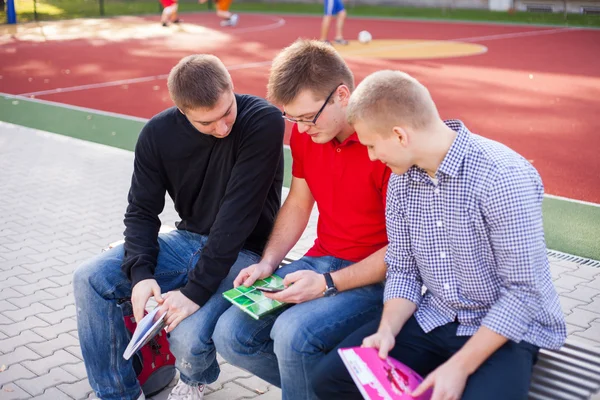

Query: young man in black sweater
[[73, 54, 284, 400]]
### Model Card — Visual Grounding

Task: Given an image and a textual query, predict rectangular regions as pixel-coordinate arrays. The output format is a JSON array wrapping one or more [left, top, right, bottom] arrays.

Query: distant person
[[320, 0, 348, 45], [160, 0, 181, 27], [200, 0, 239, 27]]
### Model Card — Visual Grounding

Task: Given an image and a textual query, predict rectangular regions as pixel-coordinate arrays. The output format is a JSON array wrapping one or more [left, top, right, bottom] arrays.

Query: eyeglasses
[[282, 83, 343, 127]]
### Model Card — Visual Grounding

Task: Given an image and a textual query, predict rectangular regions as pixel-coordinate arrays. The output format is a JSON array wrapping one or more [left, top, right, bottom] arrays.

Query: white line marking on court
[[18, 25, 576, 98], [544, 194, 600, 207], [232, 16, 285, 34], [18, 60, 274, 97]]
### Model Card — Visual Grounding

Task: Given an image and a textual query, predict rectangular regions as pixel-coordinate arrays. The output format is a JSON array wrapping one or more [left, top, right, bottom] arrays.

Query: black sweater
[[122, 94, 285, 306]]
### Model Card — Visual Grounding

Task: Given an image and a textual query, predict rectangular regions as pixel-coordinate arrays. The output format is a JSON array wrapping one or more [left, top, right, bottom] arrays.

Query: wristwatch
[[323, 272, 338, 297]]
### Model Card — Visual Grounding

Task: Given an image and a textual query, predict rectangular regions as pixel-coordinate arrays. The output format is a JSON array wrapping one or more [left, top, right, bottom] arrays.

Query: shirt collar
[[437, 119, 471, 178], [333, 132, 360, 148], [407, 119, 471, 182]]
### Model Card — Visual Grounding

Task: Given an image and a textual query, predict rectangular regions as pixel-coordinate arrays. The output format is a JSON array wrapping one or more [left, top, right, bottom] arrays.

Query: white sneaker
[[167, 380, 205, 400], [220, 14, 239, 27]]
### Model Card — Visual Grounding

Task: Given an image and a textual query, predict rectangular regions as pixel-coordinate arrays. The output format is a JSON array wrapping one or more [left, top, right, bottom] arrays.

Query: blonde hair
[[347, 70, 439, 131], [167, 54, 232, 111], [267, 39, 354, 105]]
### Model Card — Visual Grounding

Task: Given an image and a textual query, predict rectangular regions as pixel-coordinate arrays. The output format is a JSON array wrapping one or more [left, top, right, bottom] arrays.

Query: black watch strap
[[324, 272, 335, 289]]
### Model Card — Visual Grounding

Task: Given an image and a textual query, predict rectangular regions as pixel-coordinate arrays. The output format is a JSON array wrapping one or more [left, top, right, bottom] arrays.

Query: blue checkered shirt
[[384, 120, 566, 350]]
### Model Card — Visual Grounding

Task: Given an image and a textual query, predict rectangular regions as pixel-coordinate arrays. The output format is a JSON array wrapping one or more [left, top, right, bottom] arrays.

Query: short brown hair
[[347, 70, 439, 131], [167, 54, 232, 111], [267, 39, 354, 105]]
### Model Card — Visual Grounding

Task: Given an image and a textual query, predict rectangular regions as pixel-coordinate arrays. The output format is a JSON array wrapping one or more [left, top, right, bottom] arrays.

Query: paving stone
[[553, 274, 592, 291], [205, 382, 258, 400], [59, 362, 88, 380], [583, 277, 600, 291], [15, 367, 78, 396], [37, 305, 76, 325], [207, 363, 254, 391], [30, 387, 73, 400], [0, 364, 36, 386], [64, 345, 83, 360], [18, 268, 65, 284], [579, 296, 600, 314], [2, 247, 40, 261], [0, 316, 50, 337], [563, 266, 600, 281], [27, 333, 80, 357], [549, 263, 574, 280], [42, 294, 75, 311], [22, 350, 81, 375], [0, 300, 19, 313], [0, 346, 42, 367], [6, 291, 57, 308], [564, 308, 600, 329], [12, 279, 60, 296], [44, 285, 73, 299], [48, 274, 73, 287], [3, 303, 54, 322], [3, 267, 32, 280], [0, 288, 24, 301], [0, 330, 46, 353], [553, 260, 584, 271], [25, 249, 70, 264], [571, 320, 600, 346], [559, 296, 588, 315], [56, 378, 94, 400], [0, 383, 31, 399], [33, 318, 78, 340], [235, 376, 271, 395], [561, 285, 600, 303]]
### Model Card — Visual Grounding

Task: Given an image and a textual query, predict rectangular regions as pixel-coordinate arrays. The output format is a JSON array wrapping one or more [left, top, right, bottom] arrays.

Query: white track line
[[232, 16, 285, 34], [19, 60, 274, 97], [18, 25, 576, 98], [544, 194, 600, 207]]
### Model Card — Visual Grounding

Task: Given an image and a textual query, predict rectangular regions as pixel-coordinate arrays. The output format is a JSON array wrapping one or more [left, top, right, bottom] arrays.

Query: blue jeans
[[72, 229, 260, 400], [213, 256, 384, 400], [312, 316, 540, 400]]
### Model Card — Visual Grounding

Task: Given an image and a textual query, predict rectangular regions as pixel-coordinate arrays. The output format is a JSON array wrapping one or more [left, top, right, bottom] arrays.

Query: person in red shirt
[[160, 0, 180, 27], [213, 39, 391, 400]]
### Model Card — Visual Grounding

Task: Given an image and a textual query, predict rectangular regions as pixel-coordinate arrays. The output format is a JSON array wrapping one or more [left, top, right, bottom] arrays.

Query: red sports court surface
[[1, 13, 599, 202]]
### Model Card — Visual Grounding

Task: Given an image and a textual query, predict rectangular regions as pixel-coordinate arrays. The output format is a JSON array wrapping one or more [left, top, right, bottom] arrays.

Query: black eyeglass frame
[[282, 83, 343, 126]]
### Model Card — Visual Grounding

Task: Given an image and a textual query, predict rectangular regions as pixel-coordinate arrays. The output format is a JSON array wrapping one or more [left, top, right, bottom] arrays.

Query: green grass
[[2, 94, 599, 261], [3, 0, 600, 27]]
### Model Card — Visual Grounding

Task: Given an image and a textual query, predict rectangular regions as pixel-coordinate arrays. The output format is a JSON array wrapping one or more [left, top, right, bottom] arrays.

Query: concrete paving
[[0, 122, 598, 399]]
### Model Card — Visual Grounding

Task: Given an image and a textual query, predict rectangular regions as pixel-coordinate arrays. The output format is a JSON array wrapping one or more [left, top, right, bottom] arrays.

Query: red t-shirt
[[160, 0, 176, 7], [290, 125, 390, 262]]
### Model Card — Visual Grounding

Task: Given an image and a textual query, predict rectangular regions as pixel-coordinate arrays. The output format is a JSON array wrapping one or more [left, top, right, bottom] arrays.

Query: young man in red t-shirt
[[213, 39, 391, 400]]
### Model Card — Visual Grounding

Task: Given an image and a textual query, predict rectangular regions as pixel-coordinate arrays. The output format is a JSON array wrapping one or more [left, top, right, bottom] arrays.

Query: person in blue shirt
[[312, 69, 567, 400], [320, 0, 348, 45]]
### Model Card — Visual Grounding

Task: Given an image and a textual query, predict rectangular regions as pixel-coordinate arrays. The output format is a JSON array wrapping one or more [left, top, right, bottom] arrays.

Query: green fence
[[2, 0, 213, 22]]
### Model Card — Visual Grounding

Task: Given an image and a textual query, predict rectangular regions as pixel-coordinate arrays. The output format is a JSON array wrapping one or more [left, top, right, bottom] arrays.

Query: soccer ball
[[358, 30, 372, 44]]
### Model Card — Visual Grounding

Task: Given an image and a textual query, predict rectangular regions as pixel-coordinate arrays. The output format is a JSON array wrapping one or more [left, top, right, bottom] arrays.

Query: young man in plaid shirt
[[313, 70, 566, 400]]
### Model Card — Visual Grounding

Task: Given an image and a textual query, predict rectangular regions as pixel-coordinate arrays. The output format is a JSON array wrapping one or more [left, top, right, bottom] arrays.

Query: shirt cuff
[[482, 290, 536, 343], [130, 266, 155, 289], [383, 275, 422, 305], [180, 280, 212, 307]]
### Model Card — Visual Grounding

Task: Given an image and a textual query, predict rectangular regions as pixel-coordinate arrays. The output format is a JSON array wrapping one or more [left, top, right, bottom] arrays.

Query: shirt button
[[336, 148, 341, 153], [436, 221, 443, 227], [440, 251, 446, 258], [434, 188, 440, 194], [444, 283, 450, 290]]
